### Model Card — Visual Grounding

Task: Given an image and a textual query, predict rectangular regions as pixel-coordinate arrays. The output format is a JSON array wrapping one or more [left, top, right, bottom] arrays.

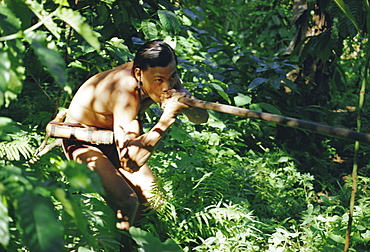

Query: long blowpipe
[[179, 97, 370, 144]]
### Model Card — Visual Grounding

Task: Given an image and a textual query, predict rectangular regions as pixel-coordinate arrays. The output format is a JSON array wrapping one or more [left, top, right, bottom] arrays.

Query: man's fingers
[[161, 91, 189, 111]]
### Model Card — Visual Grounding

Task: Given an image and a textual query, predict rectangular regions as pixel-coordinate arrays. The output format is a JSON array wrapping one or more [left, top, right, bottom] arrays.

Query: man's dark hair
[[132, 40, 178, 72]]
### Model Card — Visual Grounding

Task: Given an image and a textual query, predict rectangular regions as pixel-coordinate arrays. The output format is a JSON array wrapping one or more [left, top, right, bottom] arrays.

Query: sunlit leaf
[[78, 247, 95, 252], [54, 0, 70, 7], [0, 51, 10, 92], [208, 120, 226, 131], [234, 93, 251, 107], [7, 69, 23, 94], [158, 10, 181, 33], [130, 226, 173, 252], [329, 233, 345, 244], [209, 132, 220, 145], [141, 20, 158, 40], [24, 0, 61, 39], [0, 196, 10, 246]]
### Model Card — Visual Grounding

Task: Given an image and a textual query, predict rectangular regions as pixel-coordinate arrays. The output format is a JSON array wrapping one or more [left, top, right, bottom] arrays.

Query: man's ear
[[134, 68, 141, 81]]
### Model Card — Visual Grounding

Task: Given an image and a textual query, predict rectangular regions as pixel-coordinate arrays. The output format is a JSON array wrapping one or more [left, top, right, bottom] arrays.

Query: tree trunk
[[286, 0, 333, 107]]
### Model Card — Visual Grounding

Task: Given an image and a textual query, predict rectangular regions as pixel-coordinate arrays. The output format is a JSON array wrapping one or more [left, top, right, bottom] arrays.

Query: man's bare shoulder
[[71, 63, 138, 109], [81, 62, 136, 91], [113, 62, 134, 70]]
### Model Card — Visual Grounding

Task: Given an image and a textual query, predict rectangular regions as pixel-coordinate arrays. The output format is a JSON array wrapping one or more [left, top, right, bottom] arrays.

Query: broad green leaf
[[0, 5, 21, 35], [105, 37, 132, 64], [61, 161, 103, 193], [208, 120, 226, 131], [258, 102, 281, 115], [0, 196, 10, 246], [51, 188, 97, 248], [7, 69, 23, 94], [162, 238, 183, 252], [0, 51, 10, 92], [27, 32, 67, 86], [54, 0, 70, 7], [4, 0, 33, 30], [51, 188, 75, 218], [129, 226, 163, 252], [248, 77, 268, 90], [234, 93, 252, 107], [56, 8, 100, 51], [78, 247, 94, 252], [209, 132, 220, 145], [249, 103, 263, 112], [18, 191, 64, 251], [141, 20, 158, 40], [278, 156, 290, 163], [210, 83, 231, 103], [158, 10, 181, 33], [0, 92, 3, 108], [269, 77, 281, 89], [329, 233, 345, 244], [0, 117, 20, 141], [0, 49, 25, 107]]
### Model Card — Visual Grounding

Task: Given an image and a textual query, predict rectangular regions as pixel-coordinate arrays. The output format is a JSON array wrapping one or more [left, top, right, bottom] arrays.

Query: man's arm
[[173, 81, 209, 124], [114, 92, 187, 173]]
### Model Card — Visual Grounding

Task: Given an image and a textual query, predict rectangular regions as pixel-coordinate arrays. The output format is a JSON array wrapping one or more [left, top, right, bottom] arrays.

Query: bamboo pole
[[179, 97, 370, 144]]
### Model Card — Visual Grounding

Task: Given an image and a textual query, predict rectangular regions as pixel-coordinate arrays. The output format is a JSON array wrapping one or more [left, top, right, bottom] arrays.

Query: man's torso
[[66, 62, 152, 129]]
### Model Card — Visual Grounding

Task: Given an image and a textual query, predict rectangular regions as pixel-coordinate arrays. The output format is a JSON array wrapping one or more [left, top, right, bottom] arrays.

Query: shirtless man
[[62, 40, 208, 248]]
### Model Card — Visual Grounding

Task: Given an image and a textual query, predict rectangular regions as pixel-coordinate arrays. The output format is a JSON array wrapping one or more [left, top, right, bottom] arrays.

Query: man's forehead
[[147, 61, 177, 76]]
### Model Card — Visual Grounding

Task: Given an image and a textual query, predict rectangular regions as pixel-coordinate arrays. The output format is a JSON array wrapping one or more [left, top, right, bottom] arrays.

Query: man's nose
[[162, 82, 170, 92]]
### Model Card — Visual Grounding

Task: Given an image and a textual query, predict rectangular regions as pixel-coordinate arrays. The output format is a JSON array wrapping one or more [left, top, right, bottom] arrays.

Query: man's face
[[138, 59, 179, 103]]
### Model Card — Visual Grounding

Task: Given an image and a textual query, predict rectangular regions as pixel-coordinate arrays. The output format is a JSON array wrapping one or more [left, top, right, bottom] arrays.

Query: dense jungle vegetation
[[1, 0, 370, 251]]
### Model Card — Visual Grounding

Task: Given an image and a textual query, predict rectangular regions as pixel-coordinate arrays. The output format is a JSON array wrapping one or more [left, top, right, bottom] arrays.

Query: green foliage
[[130, 226, 183, 252], [18, 191, 64, 251], [0, 0, 370, 251], [248, 56, 298, 92]]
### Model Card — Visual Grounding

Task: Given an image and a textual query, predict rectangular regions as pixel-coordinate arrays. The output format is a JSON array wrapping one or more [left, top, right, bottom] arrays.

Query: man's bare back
[[66, 62, 142, 129]]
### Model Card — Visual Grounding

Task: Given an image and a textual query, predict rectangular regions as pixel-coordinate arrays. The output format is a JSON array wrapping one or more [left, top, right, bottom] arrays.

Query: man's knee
[[124, 192, 140, 212], [115, 191, 139, 230], [111, 189, 139, 215]]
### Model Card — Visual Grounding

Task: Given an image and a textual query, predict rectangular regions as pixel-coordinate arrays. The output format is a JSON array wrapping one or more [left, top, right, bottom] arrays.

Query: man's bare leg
[[119, 163, 158, 222], [71, 146, 138, 250], [119, 164, 155, 201]]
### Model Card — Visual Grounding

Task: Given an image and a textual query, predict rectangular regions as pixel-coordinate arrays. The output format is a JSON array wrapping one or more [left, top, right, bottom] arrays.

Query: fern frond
[[0, 134, 35, 161], [333, 0, 360, 32], [332, 0, 365, 37]]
